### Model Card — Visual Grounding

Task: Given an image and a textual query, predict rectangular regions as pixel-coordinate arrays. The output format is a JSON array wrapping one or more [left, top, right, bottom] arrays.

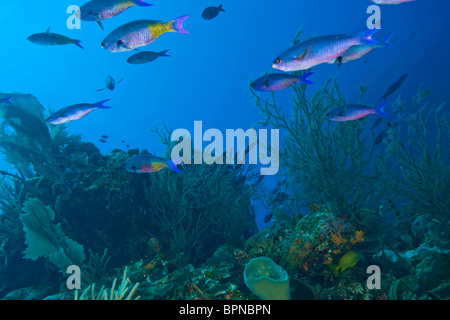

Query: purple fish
[[251, 72, 313, 91], [123, 154, 182, 173], [371, 0, 416, 4], [272, 29, 379, 71], [326, 103, 387, 121], [28, 27, 83, 49], [101, 16, 189, 52], [79, 0, 152, 30], [47, 100, 111, 125], [329, 34, 393, 66]]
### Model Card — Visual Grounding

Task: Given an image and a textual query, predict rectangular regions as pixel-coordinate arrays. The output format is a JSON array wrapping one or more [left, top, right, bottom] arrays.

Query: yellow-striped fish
[[329, 251, 361, 276], [101, 16, 189, 52]]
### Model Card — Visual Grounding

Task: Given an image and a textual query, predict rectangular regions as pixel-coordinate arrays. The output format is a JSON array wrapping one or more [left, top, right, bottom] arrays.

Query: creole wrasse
[[101, 15, 189, 52], [326, 103, 387, 121], [272, 29, 379, 71], [251, 72, 313, 92], [78, 0, 152, 30], [28, 27, 83, 49], [47, 100, 111, 125], [328, 34, 393, 66]]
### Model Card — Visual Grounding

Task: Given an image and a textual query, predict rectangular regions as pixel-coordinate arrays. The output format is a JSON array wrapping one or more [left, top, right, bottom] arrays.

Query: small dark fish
[[202, 4, 225, 20], [381, 74, 408, 101], [123, 154, 182, 173], [326, 103, 387, 121], [78, 0, 153, 30], [264, 212, 273, 223], [370, 117, 383, 130], [99, 139, 107, 143], [122, 140, 126, 143], [374, 129, 388, 145], [28, 27, 83, 49], [97, 76, 123, 91], [126, 145, 130, 148], [101, 135, 109, 139], [126, 50, 170, 64], [251, 73, 313, 91], [46, 99, 111, 125]]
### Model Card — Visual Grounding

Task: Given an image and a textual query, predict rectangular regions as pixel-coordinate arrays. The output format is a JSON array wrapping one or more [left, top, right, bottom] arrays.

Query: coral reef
[[0, 70, 449, 301]]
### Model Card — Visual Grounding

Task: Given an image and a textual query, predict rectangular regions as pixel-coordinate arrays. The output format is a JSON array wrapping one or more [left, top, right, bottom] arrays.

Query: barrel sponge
[[244, 257, 290, 300]]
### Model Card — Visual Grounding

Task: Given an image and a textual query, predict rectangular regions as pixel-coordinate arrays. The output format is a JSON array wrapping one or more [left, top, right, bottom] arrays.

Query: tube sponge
[[244, 257, 290, 300]]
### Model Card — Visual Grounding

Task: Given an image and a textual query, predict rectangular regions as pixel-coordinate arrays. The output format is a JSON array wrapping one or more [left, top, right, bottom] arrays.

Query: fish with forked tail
[[28, 27, 83, 49], [47, 100, 111, 124], [272, 29, 380, 71], [251, 73, 313, 91], [127, 50, 170, 64], [371, 0, 416, 4], [101, 15, 189, 52], [78, 0, 153, 30], [326, 103, 387, 121], [202, 4, 225, 20], [329, 34, 393, 66]]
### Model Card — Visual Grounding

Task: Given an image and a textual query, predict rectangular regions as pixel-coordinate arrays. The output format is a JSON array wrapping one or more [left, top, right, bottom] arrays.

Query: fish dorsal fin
[[97, 20, 104, 30], [296, 44, 314, 61], [45, 27, 51, 34]]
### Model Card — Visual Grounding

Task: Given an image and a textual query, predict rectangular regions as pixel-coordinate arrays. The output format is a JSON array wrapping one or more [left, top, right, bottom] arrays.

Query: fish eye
[[131, 165, 137, 171], [273, 58, 282, 65], [101, 40, 108, 47]]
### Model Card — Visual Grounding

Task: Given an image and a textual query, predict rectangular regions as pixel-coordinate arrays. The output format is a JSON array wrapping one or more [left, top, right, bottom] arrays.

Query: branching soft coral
[[250, 77, 385, 219], [386, 86, 450, 222]]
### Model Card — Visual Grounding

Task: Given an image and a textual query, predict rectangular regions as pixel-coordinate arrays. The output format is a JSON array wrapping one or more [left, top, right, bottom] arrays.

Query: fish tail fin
[[298, 72, 314, 85], [159, 50, 170, 57], [95, 99, 111, 109], [1, 96, 13, 105], [218, 4, 226, 12], [166, 157, 182, 173], [171, 15, 189, 34], [72, 39, 84, 49], [133, 0, 153, 6], [375, 103, 388, 116], [384, 33, 394, 49], [358, 29, 380, 45]]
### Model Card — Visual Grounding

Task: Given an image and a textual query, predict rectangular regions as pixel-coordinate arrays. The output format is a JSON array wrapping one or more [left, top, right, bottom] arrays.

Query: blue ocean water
[[0, 0, 449, 301]]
